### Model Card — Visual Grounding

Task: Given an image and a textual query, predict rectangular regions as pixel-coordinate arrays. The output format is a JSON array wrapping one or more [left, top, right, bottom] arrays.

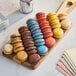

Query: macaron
[[11, 34, 20, 38], [26, 46, 36, 51], [42, 28, 52, 33], [30, 26, 40, 32], [39, 21, 49, 26], [28, 23, 38, 28], [29, 54, 40, 64], [24, 43, 34, 48], [43, 32, 53, 38], [35, 39, 45, 46], [29, 24, 39, 30], [53, 28, 64, 38], [32, 32, 43, 40], [47, 13, 61, 29], [45, 37, 56, 47], [27, 19, 37, 26], [41, 24, 51, 30], [61, 19, 72, 30], [14, 46, 25, 53], [16, 51, 28, 62], [36, 12, 45, 20], [3, 44, 13, 55], [58, 13, 68, 21], [22, 35, 32, 40], [27, 49, 37, 55], [23, 40, 34, 45], [18, 26, 29, 33], [21, 30, 31, 36], [38, 18, 47, 24], [51, 23, 61, 29], [32, 28, 41, 34], [37, 45, 48, 55]]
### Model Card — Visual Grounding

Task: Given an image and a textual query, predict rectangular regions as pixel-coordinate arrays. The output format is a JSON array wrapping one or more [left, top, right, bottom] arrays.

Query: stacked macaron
[[18, 26, 40, 64], [27, 19, 48, 55], [58, 13, 72, 30], [11, 34, 28, 62], [36, 12, 56, 47], [47, 13, 64, 39], [11, 34, 25, 53]]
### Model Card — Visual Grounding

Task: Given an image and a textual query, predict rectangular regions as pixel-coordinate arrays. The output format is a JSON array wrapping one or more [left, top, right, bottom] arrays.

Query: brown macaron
[[26, 46, 36, 51], [24, 43, 35, 48], [29, 54, 40, 64], [21, 35, 32, 40], [20, 31, 31, 36], [23, 40, 34, 45], [27, 49, 37, 55], [18, 26, 29, 33]]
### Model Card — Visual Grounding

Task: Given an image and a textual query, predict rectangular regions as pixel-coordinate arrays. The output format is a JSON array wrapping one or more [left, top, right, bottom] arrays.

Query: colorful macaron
[[18, 26, 37, 53], [29, 54, 40, 64], [32, 32, 43, 40], [53, 28, 64, 38], [61, 18, 72, 30], [36, 12, 53, 39], [34, 39, 45, 46], [37, 45, 48, 55], [27, 18, 48, 55], [45, 37, 56, 47], [47, 13, 61, 29]]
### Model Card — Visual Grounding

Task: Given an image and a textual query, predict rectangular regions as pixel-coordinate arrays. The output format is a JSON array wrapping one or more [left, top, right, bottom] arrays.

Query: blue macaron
[[37, 45, 48, 55], [29, 24, 39, 30], [35, 39, 45, 46], [32, 32, 43, 40], [31, 26, 40, 32], [27, 19, 38, 27], [32, 29, 41, 34]]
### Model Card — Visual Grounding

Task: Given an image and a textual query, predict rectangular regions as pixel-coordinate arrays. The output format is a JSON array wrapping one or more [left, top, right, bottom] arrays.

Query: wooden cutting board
[[2, 0, 76, 69]]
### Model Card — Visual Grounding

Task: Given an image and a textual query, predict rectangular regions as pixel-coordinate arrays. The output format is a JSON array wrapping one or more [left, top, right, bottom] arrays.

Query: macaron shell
[[61, 19, 72, 30], [36, 12, 45, 20], [27, 19, 37, 25], [29, 24, 39, 30], [37, 45, 48, 55], [53, 28, 64, 38], [43, 32, 53, 38], [32, 32, 43, 40], [32, 29, 41, 34], [35, 39, 45, 46], [33, 35, 43, 40], [30, 26, 40, 32], [38, 18, 47, 24], [29, 54, 40, 64], [45, 37, 56, 47], [51, 24, 61, 29]]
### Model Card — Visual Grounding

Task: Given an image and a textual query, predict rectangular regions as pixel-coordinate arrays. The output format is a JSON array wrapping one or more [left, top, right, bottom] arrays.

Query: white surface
[[0, 0, 76, 76]]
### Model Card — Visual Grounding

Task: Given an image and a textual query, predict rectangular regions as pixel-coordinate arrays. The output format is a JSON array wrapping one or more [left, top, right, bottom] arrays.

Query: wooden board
[[3, 30, 69, 69], [57, 0, 76, 14], [2, 0, 76, 69]]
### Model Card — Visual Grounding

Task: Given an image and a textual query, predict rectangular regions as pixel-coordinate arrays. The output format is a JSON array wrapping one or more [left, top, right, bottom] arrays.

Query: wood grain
[[57, 0, 76, 14]]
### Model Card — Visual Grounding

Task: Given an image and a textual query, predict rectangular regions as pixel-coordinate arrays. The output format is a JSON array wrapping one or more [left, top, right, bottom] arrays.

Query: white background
[[0, 0, 76, 76]]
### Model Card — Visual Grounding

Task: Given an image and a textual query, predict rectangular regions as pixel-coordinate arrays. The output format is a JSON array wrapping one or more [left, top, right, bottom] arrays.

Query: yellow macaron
[[51, 23, 61, 29], [47, 13, 61, 29], [53, 28, 64, 38], [16, 51, 28, 62]]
